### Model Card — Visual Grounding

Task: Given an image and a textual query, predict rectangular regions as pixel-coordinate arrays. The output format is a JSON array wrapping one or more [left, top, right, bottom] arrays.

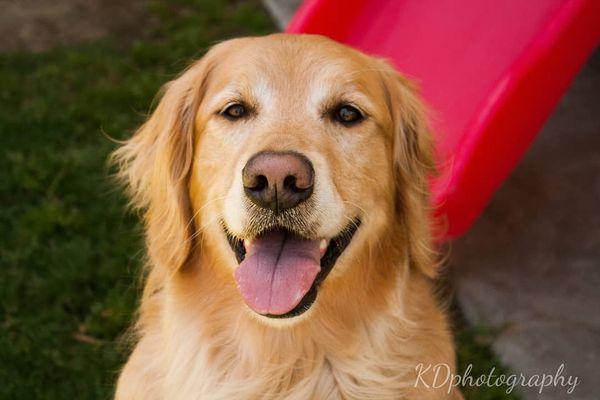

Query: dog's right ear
[[111, 52, 216, 273]]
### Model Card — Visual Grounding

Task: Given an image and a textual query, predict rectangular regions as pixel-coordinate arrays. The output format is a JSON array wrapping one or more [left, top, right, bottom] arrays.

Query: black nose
[[242, 151, 314, 214]]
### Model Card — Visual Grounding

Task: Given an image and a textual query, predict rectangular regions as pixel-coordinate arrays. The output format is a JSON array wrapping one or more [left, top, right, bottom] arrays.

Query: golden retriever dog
[[113, 33, 462, 400]]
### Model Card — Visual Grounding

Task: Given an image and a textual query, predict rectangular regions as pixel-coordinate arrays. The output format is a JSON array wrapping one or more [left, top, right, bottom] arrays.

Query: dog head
[[114, 34, 436, 324]]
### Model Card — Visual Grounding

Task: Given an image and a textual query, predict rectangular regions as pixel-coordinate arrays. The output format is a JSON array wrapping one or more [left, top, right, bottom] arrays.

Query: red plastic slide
[[287, 0, 600, 239]]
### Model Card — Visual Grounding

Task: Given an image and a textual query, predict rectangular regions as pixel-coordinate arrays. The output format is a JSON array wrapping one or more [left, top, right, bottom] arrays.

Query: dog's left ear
[[111, 54, 215, 273], [378, 60, 438, 278]]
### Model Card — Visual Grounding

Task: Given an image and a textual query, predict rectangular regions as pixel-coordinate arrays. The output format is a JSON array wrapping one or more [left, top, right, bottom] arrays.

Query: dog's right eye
[[222, 103, 247, 120]]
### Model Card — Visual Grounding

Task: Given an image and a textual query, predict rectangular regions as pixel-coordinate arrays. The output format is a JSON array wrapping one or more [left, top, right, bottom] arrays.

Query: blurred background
[[0, 1, 597, 399]]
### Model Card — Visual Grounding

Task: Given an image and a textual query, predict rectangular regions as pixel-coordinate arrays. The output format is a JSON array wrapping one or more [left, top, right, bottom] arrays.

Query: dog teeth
[[243, 239, 252, 250], [319, 239, 328, 253]]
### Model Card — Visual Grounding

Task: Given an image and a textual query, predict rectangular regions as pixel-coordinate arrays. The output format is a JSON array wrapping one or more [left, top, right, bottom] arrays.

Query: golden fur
[[112, 34, 463, 399]]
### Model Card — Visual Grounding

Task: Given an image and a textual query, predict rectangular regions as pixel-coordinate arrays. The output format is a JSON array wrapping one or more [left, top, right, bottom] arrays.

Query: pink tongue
[[234, 229, 321, 315]]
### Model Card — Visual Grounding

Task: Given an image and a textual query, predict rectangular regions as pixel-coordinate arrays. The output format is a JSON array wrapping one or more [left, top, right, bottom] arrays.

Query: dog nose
[[242, 151, 314, 214]]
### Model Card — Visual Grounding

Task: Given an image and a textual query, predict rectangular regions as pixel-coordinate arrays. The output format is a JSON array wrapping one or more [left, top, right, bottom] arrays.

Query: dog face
[[114, 34, 435, 324]]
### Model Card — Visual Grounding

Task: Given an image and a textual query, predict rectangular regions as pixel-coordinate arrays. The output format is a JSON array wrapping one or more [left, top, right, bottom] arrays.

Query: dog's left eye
[[333, 105, 364, 125], [222, 103, 247, 120]]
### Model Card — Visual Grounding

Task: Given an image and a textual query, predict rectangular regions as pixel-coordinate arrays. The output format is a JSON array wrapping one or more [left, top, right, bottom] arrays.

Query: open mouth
[[224, 219, 360, 319]]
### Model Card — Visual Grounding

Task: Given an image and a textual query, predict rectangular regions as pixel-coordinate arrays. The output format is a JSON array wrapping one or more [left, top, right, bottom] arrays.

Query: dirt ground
[[0, 0, 151, 52]]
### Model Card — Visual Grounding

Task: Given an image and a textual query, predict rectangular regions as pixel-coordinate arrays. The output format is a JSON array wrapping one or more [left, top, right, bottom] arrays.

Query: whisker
[[341, 200, 367, 216], [184, 194, 232, 232]]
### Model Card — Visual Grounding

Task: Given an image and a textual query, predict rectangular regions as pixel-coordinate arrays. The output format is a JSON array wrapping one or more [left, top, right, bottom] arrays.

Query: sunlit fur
[[112, 34, 463, 400]]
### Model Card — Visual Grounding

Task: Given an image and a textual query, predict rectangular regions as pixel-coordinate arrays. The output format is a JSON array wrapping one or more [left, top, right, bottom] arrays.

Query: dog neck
[[132, 226, 449, 399]]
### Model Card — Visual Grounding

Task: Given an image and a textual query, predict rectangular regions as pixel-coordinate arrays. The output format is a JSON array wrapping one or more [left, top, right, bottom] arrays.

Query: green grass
[[0, 1, 519, 398], [453, 314, 521, 399]]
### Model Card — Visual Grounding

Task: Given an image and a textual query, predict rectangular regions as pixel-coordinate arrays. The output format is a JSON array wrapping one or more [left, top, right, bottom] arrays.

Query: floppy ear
[[379, 61, 438, 278], [112, 56, 213, 273]]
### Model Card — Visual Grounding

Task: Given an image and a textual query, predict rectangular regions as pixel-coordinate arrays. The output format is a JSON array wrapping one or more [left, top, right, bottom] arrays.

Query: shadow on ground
[[0, 0, 153, 52]]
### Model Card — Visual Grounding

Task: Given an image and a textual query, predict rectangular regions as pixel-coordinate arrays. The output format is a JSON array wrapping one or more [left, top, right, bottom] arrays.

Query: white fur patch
[[222, 157, 248, 235], [252, 78, 275, 112]]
